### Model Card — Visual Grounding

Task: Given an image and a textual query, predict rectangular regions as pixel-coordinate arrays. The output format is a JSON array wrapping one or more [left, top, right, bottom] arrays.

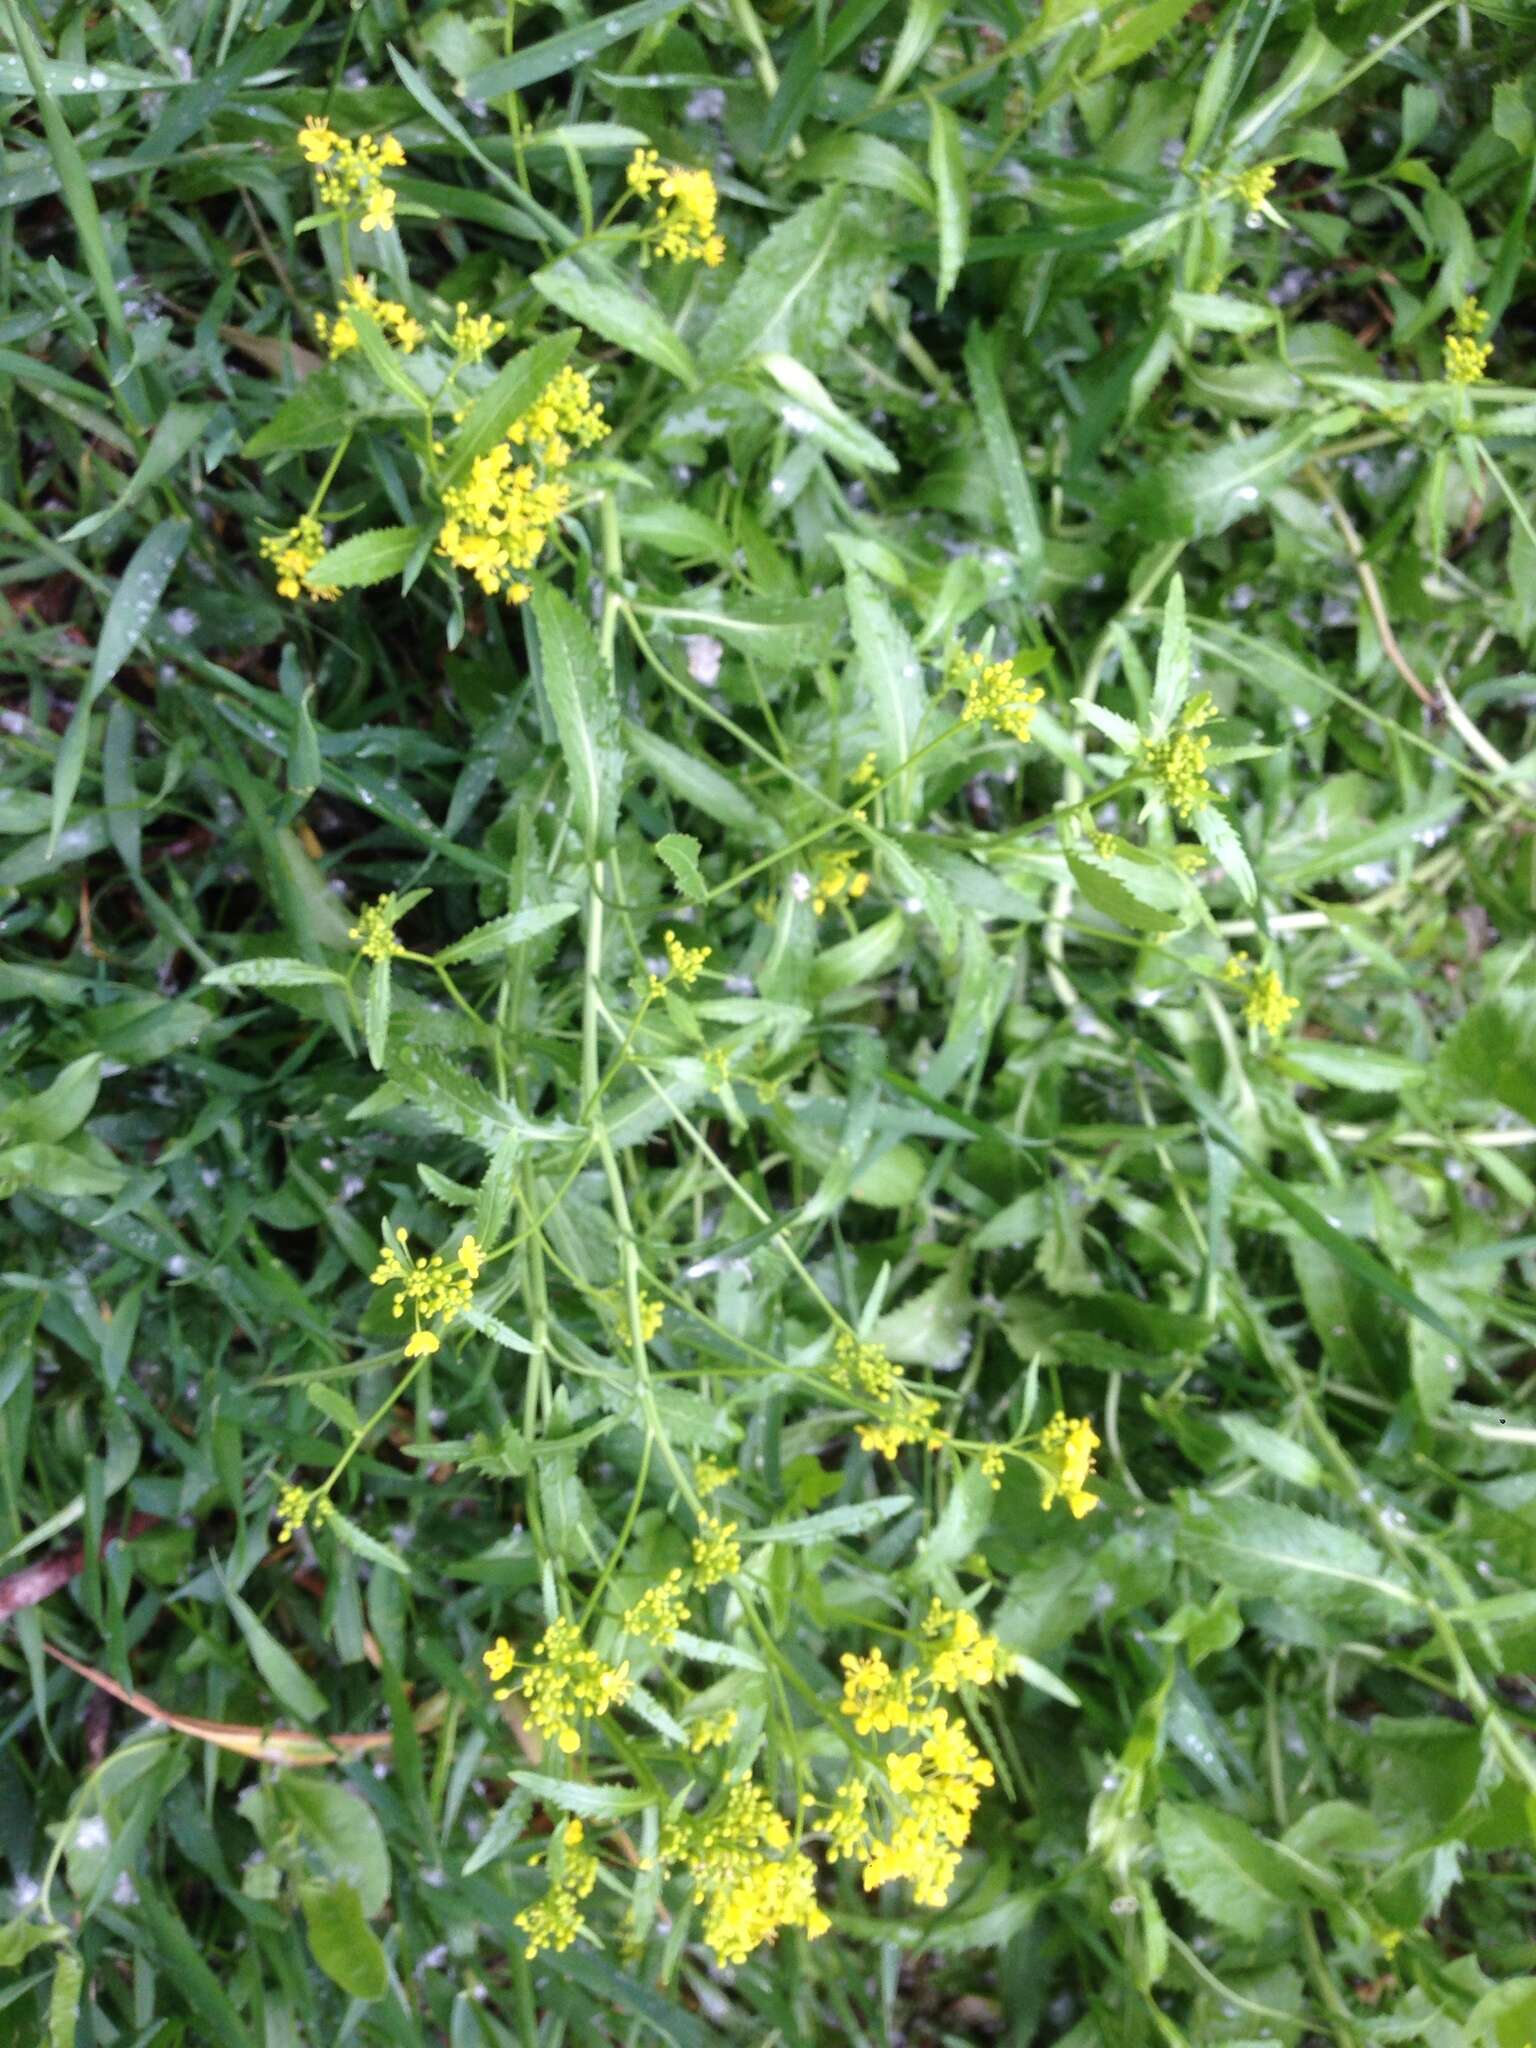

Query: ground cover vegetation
[[3, 0, 1536, 2042]]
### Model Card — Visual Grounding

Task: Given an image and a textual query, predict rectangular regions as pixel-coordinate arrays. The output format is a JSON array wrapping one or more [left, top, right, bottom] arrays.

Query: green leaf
[[51, 518, 188, 853], [327, 1510, 413, 1578], [699, 193, 887, 376], [203, 959, 348, 990], [530, 584, 625, 855], [440, 331, 579, 489], [1065, 846, 1187, 935], [277, 1779, 391, 1915], [49, 1946, 83, 2048], [532, 257, 696, 386], [365, 954, 391, 1071], [0, 1917, 67, 1966], [509, 1773, 653, 1819], [466, 0, 683, 95], [1156, 1802, 1302, 1938], [1150, 575, 1192, 733], [299, 1881, 387, 2002], [750, 1495, 914, 1547], [308, 525, 428, 593], [963, 324, 1043, 592], [841, 559, 925, 809], [1439, 984, 1536, 1121], [306, 1382, 360, 1434], [926, 95, 967, 307], [1191, 802, 1257, 904], [1176, 1497, 1415, 1619], [655, 833, 706, 902], [434, 901, 577, 965], [243, 371, 355, 458], [224, 1582, 329, 1723]]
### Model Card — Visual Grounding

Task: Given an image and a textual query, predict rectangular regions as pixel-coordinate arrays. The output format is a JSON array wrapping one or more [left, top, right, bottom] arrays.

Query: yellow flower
[[953, 647, 1046, 744], [627, 148, 725, 265], [811, 849, 870, 916], [515, 1817, 599, 1958], [517, 1617, 631, 1757], [297, 116, 338, 165], [693, 1455, 735, 1498], [349, 892, 407, 961], [1141, 725, 1213, 820], [457, 1234, 484, 1280], [1243, 967, 1299, 1036], [258, 514, 338, 603], [979, 1443, 1005, 1490], [660, 1779, 826, 1967], [482, 1636, 517, 1700], [315, 274, 423, 359], [865, 1709, 995, 1907], [632, 1292, 664, 1342], [858, 1396, 946, 1462], [830, 1331, 897, 1401], [1444, 326, 1492, 385], [451, 302, 506, 363], [920, 1600, 1010, 1691], [403, 1328, 440, 1358], [1232, 162, 1277, 209], [622, 1568, 691, 1646], [370, 1225, 478, 1330], [688, 1708, 737, 1752], [1037, 1411, 1100, 1519], [692, 1512, 742, 1588], [823, 1779, 872, 1864], [305, 125, 407, 235], [663, 929, 711, 985], [839, 1648, 925, 1736], [274, 1482, 329, 1544]]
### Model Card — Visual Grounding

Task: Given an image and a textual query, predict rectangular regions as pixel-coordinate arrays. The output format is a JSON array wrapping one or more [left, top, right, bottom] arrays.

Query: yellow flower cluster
[[436, 367, 607, 603], [954, 647, 1046, 744], [298, 118, 405, 235], [1036, 1411, 1101, 1518], [830, 1330, 898, 1401], [692, 1512, 742, 1588], [515, 1820, 599, 1959], [663, 929, 711, 985], [1141, 726, 1213, 820], [693, 1456, 735, 1498], [811, 849, 870, 916], [315, 273, 424, 359], [451, 303, 506, 363], [371, 1226, 480, 1326], [660, 1778, 828, 1966], [1232, 162, 1277, 210], [688, 1708, 737, 1752], [1224, 952, 1300, 1036], [483, 1634, 517, 1701], [830, 1603, 1010, 1906], [514, 1616, 631, 1756], [634, 1292, 665, 1342], [258, 515, 337, 603], [349, 892, 408, 961], [1444, 297, 1492, 385], [626, 148, 726, 266], [622, 1567, 691, 1646], [273, 1482, 331, 1545], [858, 1397, 946, 1462]]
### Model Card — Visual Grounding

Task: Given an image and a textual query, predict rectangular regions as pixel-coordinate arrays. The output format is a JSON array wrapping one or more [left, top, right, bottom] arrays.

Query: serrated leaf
[[1150, 574, 1192, 733], [531, 584, 624, 855], [926, 95, 967, 307], [508, 1772, 653, 1819], [1065, 847, 1186, 935], [1191, 802, 1256, 903], [435, 901, 577, 965], [532, 257, 696, 385], [328, 1509, 412, 1577], [655, 832, 706, 902], [1176, 1496, 1414, 1619], [1156, 1802, 1302, 1938], [750, 1495, 914, 1547], [308, 525, 427, 592]]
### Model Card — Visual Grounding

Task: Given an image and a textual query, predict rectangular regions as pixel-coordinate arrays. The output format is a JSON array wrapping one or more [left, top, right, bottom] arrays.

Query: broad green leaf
[[530, 584, 624, 855], [1156, 1802, 1303, 1938], [655, 832, 706, 902], [300, 1881, 387, 2002], [1066, 845, 1187, 936], [308, 525, 428, 592], [204, 959, 348, 990], [224, 1582, 329, 1722], [276, 1779, 391, 1915], [1439, 985, 1536, 1121], [532, 257, 696, 385], [1176, 1497, 1415, 1619]]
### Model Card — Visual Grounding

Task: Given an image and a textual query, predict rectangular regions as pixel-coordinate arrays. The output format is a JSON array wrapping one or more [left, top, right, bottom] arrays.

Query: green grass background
[[4, 0, 1536, 2042]]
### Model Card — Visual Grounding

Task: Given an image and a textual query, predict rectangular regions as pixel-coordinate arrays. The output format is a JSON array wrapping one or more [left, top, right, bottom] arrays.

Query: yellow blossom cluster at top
[[451, 303, 506, 364], [626, 148, 726, 266], [662, 929, 711, 985], [692, 1511, 742, 1588], [515, 1820, 599, 1959], [1141, 693, 1217, 819], [693, 1455, 735, 1498], [1444, 296, 1492, 385], [1224, 952, 1300, 1036], [830, 1330, 946, 1463], [258, 515, 338, 604], [273, 1482, 332, 1545], [298, 118, 405, 235], [315, 272, 424, 359], [436, 366, 607, 604], [369, 1225, 482, 1360], [622, 1567, 691, 1646], [659, 1777, 827, 1965], [811, 848, 870, 916], [349, 891, 408, 961], [1036, 1411, 1101, 1518], [1232, 162, 1277, 210], [490, 1615, 631, 1756], [953, 646, 1046, 745], [827, 1600, 1012, 1907]]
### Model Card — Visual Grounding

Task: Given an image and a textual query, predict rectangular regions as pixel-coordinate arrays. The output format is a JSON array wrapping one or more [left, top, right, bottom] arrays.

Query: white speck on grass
[[684, 634, 723, 686], [74, 1817, 110, 1851]]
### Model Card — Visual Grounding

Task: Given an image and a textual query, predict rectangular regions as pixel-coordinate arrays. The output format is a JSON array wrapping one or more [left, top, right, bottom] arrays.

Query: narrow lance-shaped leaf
[[530, 583, 625, 855]]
